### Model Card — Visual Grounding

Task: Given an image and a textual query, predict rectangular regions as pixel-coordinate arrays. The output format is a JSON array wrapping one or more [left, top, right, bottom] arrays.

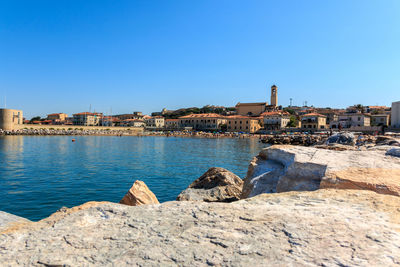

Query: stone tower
[[270, 85, 278, 107]]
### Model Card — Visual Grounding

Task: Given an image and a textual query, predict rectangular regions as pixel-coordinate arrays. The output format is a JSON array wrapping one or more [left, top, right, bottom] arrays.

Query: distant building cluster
[[2, 84, 400, 133]]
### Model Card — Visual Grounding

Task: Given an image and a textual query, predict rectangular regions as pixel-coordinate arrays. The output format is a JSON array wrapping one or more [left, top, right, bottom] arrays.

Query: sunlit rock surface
[[1, 190, 400, 266], [242, 145, 400, 198], [177, 167, 243, 202]]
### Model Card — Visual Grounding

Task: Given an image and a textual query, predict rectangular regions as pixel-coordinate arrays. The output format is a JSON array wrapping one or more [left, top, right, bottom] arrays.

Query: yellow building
[[47, 113, 68, 123], [178, 113, 227, 131], [301, 113, 327, 130], [226, 115, 261, 133]]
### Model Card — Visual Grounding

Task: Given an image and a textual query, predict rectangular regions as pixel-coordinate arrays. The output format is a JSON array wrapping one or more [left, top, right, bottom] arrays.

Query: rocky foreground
[[1, 143, 400, 266], [242, 144, 400, 198], [1, 190, 400, 266]]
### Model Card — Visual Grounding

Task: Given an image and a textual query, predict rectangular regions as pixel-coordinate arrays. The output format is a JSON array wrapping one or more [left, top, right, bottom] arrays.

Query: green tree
[[29, 116, 41, 123], [354, 104, 364, 113], [286, 115, 298, 127], [283, 108, 295, 115]]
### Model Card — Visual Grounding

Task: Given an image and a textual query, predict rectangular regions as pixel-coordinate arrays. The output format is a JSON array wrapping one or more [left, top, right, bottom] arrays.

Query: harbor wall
[[13, 124, 144, 132]]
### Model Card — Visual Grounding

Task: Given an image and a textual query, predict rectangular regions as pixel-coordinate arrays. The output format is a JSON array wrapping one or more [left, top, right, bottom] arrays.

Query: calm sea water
[[0, 136, 266, 221]]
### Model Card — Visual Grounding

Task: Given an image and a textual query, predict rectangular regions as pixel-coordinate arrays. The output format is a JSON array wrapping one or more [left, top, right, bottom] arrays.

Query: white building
[[262, 111, 290, 130], [120, 119, 145, 127], [145, 116, 165, 128], [331, 113, 371, 129], [392, 101, 400, 128]]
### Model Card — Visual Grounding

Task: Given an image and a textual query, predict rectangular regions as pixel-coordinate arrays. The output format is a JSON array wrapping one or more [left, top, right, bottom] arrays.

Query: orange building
[[226, 115, 261, 133], [47, 113, 68, 124]]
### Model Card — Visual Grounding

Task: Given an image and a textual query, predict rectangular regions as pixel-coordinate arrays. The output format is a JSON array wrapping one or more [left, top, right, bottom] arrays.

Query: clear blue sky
[[1, 0, 399, 118]]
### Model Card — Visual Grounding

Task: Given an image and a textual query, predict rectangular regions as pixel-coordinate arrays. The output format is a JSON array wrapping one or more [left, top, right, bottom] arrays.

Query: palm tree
[[354, 104, 364, 113]]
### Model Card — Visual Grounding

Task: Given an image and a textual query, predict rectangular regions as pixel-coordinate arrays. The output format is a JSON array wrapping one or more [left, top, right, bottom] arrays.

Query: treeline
[[153, 106, 236, 119]]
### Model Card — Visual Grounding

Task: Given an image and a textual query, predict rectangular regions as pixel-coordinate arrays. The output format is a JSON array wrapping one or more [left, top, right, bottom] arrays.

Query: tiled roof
[[122, 119, 144, 122], [166, 119, 179, 122], [235, 102, 267, 107], [260, 111, 290, 116], [73, 112, 103, 116], [302, 113, 326, 117], [47, 113, 66, 116], [368, 106, 388, 109], [179, 113, 225, 119], [225, 115, 259, 120]]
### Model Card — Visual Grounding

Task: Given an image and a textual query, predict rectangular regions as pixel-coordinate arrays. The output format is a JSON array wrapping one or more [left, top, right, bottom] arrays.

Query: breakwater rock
[[261, 134, 327, 146], [0, 211, 30, 232], [242, 145, 400, 198], [1, 189, 400, 266], [0, 128, 137, 136], [120, 180, 159, 206], [176, 167, 243, 202]]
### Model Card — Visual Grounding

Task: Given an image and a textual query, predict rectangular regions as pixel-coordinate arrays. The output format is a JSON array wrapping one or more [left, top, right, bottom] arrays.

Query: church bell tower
[[270, 84, 278, 107]]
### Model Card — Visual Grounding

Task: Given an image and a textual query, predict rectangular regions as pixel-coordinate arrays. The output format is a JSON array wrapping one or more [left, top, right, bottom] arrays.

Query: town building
[[165, 119, 179, 129], [120, 119, 145, 127], [178, 113, 227, 131], [235, 102, 267, 117], [301, 113, 327, 130], [331, 113, 371, 129], [226, 115, 261, 133], [371, 114, 390, 126], [0, 108, 23, 130], [391, 101, 400, 128], [114, 112, 144, 121], [72, 112, 103, 126], [47, 113, 68, 124], [236, 85, 279, 116], [364, 106, 390, 114], [262, 111, 290, 130], [145, 116, 165, 128], [101, 116, 120, 127]]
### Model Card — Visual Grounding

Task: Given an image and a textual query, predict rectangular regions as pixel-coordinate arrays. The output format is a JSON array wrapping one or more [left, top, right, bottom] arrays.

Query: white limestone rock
[[242, 145, 400, 198], [0, 190, 400, 266], [0, 211, 30, 232]]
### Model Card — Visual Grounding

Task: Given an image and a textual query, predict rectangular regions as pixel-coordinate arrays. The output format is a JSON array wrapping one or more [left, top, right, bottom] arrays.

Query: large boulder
[[1, 190, 400, 266], [0, 211, 30, 232], [376, 136, 400, 146], [177, 167, 243, 202], [326, 132, 355, 145], [242, 145, 400, 198], [387, 148, 400, 157], [120, 180, 159, 206]]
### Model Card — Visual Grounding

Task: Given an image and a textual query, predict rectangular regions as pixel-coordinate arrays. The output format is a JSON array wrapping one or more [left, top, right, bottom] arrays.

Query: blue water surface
[[0, 136, 266, 221]]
